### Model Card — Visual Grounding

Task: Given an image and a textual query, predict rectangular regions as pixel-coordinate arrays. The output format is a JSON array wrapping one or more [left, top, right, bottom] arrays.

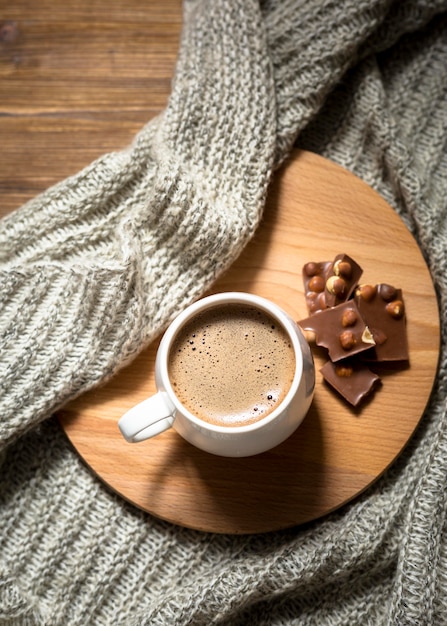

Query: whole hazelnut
[[335, 260, 352, 279], [380, 284, 397, 302], [326, 276, 346, 297], [316, 293, 327, 310], [341, 308, 357, 327], [386, 300, 405, 319], [303, 262, 319, 277], [339, 330, 356, 350], [308, 275, 325, 293], [356, 284, 376, 302]]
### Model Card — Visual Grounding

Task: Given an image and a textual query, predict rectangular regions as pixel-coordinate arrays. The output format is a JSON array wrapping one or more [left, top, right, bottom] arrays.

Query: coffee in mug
[[168, 304, 295, 427], [118, 292, 315, 457]]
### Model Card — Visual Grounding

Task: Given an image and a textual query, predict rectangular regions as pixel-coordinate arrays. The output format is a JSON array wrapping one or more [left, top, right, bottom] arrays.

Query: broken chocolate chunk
[[299, 253, 409, 407], [302, 260, 332, 314], [324, 253, 363, 308], [298, 300, 375, 362], [355, 283, 409, 362], [320, 359, 381, 407]]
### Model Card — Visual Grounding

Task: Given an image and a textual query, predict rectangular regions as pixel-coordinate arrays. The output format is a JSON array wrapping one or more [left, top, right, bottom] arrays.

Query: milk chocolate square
[[298, 300, 375, 362], [354, 283, 409, 362], [320, 359, 381, 407]]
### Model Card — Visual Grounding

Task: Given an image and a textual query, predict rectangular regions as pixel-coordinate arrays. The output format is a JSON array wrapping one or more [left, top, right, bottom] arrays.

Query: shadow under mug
[[118, 292, 315, 457]]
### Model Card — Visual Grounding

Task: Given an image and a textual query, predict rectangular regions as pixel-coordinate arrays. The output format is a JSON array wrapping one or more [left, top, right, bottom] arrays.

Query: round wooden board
[[58, 149, 440, 534]]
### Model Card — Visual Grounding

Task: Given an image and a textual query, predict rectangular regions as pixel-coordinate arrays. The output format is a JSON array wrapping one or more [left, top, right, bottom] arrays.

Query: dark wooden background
[[0, 0, 182, 219]]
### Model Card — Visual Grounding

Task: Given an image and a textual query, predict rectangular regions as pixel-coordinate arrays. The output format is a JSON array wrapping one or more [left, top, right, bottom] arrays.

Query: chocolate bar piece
[[302, 260, 332, 314], [355, 283, 409, 362], [298, 300, 375, 362], [320, 359, 381, 407], [302, 254, 363, 314], [324, 253, 363, 308], [300, 254, 409, 407]]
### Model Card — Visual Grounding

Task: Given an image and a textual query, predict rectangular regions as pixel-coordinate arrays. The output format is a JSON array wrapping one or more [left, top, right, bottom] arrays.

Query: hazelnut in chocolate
[[298, 300, 375, 362], [354, 283, 409, 362], [324, 253, 363, 308], [320, 360, 381, 407], [302, 260, 332, 314]]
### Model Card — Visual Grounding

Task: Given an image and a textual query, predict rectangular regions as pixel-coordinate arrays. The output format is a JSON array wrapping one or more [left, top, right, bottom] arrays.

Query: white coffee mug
[[118, 292, 315, 457]]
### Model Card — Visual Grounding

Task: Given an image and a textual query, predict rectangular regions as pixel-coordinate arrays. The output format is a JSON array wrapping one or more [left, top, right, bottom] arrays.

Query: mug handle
[[118, 392, 175, 443]]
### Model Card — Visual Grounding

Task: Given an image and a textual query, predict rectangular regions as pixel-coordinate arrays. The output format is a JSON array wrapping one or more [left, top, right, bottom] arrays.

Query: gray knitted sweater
[[1, 0, 447, 624]]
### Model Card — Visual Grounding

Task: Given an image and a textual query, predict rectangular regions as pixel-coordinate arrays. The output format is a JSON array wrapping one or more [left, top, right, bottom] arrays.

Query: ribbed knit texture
[[1, 0, 446, 624]]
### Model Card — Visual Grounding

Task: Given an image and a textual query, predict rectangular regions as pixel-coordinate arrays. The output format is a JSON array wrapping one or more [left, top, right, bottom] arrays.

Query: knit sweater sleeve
[[0, 0, 276, 449], [0, 0, 439, 450]]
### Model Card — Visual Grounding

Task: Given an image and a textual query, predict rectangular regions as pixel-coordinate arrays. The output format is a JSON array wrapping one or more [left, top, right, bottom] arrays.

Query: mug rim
[[158, 291, 304, 434]]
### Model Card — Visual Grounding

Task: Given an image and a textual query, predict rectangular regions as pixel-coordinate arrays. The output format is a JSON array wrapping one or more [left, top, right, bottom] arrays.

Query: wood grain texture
[[0, 0, 182, 215], [0, 2, 440, 534]]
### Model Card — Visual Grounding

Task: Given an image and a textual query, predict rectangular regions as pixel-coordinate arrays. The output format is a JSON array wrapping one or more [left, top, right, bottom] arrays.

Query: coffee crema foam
[[168, 304, 295, 427]]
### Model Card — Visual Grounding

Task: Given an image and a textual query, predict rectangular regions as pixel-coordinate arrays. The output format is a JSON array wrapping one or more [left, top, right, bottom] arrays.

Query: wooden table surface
[[0, 0, 182, 218]]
